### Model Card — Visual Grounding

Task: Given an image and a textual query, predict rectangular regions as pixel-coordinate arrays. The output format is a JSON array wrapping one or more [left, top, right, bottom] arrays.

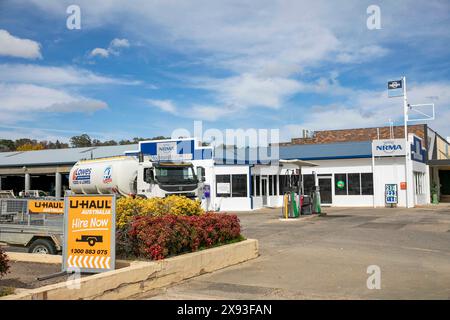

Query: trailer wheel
[[28, 239, 56, 255]]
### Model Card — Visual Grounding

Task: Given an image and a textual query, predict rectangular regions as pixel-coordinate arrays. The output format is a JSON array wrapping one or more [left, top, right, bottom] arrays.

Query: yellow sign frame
[[62, 195, 115, 273]]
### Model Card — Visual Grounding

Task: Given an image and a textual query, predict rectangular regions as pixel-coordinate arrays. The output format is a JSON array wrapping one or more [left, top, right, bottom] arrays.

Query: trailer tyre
[[28, 239, 56, 255]]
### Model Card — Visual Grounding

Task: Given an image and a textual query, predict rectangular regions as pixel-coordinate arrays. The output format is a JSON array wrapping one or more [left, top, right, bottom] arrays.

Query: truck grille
[[160, 184, 198, 192]]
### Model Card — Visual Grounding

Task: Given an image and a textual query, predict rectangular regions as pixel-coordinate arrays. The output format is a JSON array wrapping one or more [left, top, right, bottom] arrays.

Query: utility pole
[[402, 76, 411, 208]]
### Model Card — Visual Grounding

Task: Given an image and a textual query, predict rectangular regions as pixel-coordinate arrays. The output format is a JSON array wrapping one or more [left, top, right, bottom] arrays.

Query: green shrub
[[120, 213, 242, 260], [116, 195, 204, 229]]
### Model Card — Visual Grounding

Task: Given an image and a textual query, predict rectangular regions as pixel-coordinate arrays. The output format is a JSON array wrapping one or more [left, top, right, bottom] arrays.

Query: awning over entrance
[[279, 159, 319, 167]]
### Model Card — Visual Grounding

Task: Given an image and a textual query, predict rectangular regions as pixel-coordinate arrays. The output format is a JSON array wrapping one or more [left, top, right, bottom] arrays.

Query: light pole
[[402, 76, 411, 208]]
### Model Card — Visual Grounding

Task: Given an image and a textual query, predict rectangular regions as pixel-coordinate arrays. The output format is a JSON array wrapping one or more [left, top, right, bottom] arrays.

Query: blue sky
[[0, 0, 449, 143]]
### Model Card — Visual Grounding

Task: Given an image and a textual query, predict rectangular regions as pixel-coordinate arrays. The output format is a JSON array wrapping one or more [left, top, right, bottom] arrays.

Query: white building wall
[[212, 165, 252, 211]]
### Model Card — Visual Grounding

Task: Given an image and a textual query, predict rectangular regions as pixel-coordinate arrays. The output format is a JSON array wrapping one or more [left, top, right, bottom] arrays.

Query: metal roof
[[0, 144, 139, 167], [0, 140, 373, 168], [213, 141, 373, 164], [279, 141, 372, 160]]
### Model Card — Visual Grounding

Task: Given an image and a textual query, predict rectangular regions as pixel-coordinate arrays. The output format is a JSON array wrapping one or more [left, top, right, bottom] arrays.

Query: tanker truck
[[69, 156, 205, 199]]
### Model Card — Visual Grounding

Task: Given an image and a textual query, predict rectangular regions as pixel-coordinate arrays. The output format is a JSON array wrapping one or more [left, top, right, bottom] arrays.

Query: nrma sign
[[376, 144, 403, 152], [372, 139, 406, 157]]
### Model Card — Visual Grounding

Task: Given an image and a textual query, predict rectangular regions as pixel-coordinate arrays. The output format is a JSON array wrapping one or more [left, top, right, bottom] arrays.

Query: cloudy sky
[[0, 0, 449, 142]]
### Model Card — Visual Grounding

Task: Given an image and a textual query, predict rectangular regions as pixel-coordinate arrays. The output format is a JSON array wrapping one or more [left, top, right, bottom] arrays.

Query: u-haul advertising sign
[[28, 200, 64, 214], [63, 195, 115, 273], [372, 139, 406, 157]]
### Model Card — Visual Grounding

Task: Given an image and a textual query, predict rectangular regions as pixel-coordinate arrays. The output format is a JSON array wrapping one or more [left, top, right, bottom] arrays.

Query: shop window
[[348, 173, 361, 195], [279, 175, 285, 194], [335, 173, 347, 195], [269, 175, 273, 195], [361, 173, 373, 195], [414, 172, 425, 195], [273, 175, 278, 195], [232, 174, 248, 197], [255, 175, 260, 196]]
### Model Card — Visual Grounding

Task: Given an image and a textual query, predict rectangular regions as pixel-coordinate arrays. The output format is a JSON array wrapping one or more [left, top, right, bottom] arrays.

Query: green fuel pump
[[312, 171, 321, 214], [281, 169, 300, 218]]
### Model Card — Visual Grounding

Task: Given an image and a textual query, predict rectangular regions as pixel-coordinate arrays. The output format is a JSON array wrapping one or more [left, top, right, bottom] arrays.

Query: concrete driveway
[[138, 205, 450, 300]]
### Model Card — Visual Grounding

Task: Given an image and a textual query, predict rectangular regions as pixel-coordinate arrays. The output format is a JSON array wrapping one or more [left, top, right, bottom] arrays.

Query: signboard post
[[63, 195, 115, 273], [385, 184, 398, 207]]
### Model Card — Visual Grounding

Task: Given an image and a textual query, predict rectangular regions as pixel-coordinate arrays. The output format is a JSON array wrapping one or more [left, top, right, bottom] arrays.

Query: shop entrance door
[[318, 177, 332, 205], [261, 177, 268, 206]]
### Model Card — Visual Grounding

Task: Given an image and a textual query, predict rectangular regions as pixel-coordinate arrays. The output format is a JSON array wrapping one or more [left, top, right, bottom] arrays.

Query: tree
[[0, 139, 15, 152], [70, 134, 92, 148], [16, 143, 45, 151]]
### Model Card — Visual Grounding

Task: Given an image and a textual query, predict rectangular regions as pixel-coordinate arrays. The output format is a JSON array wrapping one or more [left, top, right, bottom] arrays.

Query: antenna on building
[[388, 118, 394, 139]]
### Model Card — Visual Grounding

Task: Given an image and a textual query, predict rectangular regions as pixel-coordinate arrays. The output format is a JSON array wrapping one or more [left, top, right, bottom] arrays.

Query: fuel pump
[[281, 169, 300, 218], [312, 171, 321, 214]]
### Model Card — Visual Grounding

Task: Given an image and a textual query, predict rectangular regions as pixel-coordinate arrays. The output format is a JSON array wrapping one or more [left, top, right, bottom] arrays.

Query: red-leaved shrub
[[0, 247, 10, 278], [124, 213, 242, 260]]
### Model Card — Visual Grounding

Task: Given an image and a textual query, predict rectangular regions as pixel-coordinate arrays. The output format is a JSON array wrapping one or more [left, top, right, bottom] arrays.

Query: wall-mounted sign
[[411, 136, 426, 163], [28, 200, 64, 214], [372, 139, 406, 157], [388, 79, 403, 98], [400, 182, 407, 190], [217, 182, 231, 195], [336, 180, 345, 189], [385, 184, 398, 204], [63, 195, 115, 273]]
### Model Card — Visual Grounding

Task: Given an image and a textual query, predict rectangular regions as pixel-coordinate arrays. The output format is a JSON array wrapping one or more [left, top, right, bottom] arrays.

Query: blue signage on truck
[[72, 168, 92, 184]]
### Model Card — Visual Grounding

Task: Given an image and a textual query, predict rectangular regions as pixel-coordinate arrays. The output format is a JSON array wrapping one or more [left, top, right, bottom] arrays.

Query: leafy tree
[[70, 134, 92, 148], [0, 139, 15, 152], [16, 143, 45, 151]]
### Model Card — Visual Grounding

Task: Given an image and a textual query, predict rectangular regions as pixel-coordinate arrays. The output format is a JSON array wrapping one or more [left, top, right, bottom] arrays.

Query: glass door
[[318, 177, 332, 205]]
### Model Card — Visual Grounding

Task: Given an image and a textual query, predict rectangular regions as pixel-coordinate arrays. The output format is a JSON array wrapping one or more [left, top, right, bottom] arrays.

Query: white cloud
[[0, 83, 108, 124], [89, 38, 130, 58], [188, 104, 236, 121], [0, 63, 140, 86], [22, 0, 450, 134], [336, 45, 390, 64], [110, 38, 130, 48], [289, 82, 450, 139], [146, 99, 177, 114], [90, 48, 109, 58], [0, 29, 42, 59], [195, 74, 304, 109]]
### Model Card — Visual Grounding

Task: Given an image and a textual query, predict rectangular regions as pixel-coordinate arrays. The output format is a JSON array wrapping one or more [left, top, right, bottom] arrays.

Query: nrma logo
[[376, 144, 403, 153], [103, 166, 112, 184], [158, 145, 175, 153], [72, 168, 92, 184]]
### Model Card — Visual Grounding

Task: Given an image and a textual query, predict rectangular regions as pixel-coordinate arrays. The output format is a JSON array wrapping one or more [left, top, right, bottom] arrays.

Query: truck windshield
[[155, 166, 196, 184]]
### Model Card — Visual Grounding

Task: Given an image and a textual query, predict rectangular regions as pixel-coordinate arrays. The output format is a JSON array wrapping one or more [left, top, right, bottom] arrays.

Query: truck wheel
[[28, 239, 56, 255]]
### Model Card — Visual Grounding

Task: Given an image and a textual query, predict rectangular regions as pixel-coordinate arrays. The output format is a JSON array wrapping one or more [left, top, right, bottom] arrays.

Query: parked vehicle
[[0, 190, 16, 199], [69, 156, 205, 199], [18, 190, 49, 198], [0, 198, 63, 254]]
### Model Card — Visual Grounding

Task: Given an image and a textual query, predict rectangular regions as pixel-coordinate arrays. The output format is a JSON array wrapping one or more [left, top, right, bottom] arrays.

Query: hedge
[[116, 195, 204, 228], [117, 213, 242, 260], [0, 247, 9, 278]]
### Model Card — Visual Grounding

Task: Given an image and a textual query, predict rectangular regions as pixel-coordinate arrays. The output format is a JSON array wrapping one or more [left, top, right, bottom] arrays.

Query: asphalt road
[[137, 205, 450, 300]]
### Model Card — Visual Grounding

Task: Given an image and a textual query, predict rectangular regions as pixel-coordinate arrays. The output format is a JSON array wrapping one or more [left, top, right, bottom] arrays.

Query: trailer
[[0, 199, 63, 254]]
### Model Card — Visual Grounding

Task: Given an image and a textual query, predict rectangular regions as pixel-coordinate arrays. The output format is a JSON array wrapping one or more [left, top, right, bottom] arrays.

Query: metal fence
[[0, 198, 63, 227]]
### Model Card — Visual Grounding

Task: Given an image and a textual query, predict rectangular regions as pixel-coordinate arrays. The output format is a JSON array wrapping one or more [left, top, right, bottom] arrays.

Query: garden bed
[[0, 261, 67, 296]]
